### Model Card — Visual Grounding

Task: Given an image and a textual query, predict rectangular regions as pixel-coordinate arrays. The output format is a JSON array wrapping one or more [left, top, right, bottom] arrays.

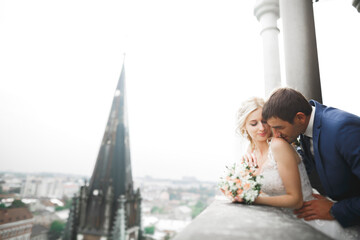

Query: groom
[[262, 87, 360, 228]]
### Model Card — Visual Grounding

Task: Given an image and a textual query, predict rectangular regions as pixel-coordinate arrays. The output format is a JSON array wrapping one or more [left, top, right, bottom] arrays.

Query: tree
[[64, 199, 72, 208], [55, 206, 66, 211], [9, 199, 26, 208], [150, 206, 165, 214], [144, 226, 155, 235], [55, 199, 72, 211], [48, 220, 66, 240], [191, 200, 206, 219]]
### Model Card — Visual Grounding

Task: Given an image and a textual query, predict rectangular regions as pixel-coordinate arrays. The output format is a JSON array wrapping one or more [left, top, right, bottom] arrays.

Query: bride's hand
[[232, 196, 243, 203], [242, 152, 258, 168], [220, 189, 243, 203]]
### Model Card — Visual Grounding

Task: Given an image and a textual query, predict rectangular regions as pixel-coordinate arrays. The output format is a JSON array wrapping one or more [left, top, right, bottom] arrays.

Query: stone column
[[254, 0, 281, 97], [353, 0, 360, 12], [279, 0, 322, 102]]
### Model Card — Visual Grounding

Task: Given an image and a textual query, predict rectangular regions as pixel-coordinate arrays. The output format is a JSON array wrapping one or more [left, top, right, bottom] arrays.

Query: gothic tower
[[64, 62, 142, 240]]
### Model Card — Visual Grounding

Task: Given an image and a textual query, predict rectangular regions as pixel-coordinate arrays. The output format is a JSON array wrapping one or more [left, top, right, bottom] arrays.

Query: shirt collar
[[304, 106, 315, 138]]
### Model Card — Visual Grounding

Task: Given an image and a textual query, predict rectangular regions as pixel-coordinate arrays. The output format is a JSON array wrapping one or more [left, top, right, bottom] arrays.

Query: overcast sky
[[0, 0, 359, 182]]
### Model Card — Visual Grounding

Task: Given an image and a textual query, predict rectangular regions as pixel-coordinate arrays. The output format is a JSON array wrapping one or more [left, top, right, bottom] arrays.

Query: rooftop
[[30, 224, 48, 237], [0, 208, 33, 225]]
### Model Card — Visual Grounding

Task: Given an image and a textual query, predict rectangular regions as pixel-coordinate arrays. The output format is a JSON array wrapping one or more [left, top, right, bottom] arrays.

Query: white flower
[[219, 161, 263, 204]]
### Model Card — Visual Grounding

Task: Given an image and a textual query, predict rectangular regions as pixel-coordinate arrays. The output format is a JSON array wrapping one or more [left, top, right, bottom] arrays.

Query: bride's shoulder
[[270, 137, 300, 164], [269, 137, 290, 151]]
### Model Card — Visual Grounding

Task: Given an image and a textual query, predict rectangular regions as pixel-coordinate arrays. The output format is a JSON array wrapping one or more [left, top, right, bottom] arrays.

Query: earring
[[243, 130, 248, 138]]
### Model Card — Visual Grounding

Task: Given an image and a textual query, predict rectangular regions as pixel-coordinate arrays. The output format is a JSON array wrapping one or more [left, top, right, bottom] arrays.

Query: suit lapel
[[300, 134, 314, 170], [310, 100, 331, 195]]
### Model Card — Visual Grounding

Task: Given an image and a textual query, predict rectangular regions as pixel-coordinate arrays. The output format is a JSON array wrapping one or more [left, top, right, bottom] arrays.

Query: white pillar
[[254, 0, 281, 97], [279, 0, 322, 102], [353, 0, 360, 12]]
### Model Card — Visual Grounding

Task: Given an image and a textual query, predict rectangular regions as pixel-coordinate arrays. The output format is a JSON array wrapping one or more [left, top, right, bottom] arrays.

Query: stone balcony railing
[[173, 196, 331, 240]]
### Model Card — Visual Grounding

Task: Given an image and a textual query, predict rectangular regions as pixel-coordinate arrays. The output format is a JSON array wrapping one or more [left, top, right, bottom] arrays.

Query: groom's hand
[[293, 194, 335, 221]]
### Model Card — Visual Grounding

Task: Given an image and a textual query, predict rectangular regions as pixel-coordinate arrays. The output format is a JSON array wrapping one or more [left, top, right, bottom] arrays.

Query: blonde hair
[[236, 97, 265, 145]]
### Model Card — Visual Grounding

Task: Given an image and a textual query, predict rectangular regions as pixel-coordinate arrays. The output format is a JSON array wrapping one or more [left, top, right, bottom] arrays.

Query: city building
[[21, 176, 82, 199], [0, 174, 22, 194], [0, 208, 34, 240]]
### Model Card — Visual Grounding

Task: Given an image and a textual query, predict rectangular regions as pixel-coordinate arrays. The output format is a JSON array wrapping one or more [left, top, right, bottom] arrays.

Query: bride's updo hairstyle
[[236, 97, 265, 144]]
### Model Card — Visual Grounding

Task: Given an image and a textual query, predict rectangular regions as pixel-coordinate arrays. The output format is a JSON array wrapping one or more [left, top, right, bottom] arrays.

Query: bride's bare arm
[[254, 138, 303, 209]]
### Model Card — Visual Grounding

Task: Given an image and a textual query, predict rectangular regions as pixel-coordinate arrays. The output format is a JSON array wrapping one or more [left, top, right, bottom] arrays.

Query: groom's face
[[266, 117, 302, 143]]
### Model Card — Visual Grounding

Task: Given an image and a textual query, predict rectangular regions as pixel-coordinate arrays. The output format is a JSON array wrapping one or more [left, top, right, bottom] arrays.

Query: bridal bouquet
[[219, 161, 263, 204]]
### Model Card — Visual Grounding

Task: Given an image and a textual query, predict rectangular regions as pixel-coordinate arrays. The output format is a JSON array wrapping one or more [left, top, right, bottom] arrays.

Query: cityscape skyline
[[0, 170, 217, 239], [1, 0, 360, 182]]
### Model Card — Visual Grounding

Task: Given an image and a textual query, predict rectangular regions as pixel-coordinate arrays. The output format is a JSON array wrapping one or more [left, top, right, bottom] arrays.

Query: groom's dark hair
[[262, 88, 312, 124]]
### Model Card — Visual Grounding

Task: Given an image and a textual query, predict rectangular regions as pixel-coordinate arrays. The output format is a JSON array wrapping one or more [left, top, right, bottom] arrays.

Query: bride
[[234, 97, 360, 240]]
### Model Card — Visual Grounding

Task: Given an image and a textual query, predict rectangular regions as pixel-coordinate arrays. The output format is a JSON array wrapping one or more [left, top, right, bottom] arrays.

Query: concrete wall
[[173, 199, 331, 240]]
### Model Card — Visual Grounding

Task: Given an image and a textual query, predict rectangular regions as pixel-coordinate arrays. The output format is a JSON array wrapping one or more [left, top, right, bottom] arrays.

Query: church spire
[[85, 61, 133, 231], [88, 61, 133, 201], [64, 61, 141, 239]]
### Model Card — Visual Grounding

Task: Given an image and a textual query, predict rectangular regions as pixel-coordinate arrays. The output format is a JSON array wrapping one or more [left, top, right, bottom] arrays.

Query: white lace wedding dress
[[260, 141, 360, 240]]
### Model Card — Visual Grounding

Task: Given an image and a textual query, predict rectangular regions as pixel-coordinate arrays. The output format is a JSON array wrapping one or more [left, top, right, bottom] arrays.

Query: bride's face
[[245, 108, 271, 143]]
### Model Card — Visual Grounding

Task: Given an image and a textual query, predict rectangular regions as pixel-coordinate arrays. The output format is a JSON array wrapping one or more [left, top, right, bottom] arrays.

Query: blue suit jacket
[[303, 100, 360, 227]]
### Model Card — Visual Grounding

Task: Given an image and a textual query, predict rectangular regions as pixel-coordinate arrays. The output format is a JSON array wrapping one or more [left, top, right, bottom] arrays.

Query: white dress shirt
[[304, 106, 316, 155]]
